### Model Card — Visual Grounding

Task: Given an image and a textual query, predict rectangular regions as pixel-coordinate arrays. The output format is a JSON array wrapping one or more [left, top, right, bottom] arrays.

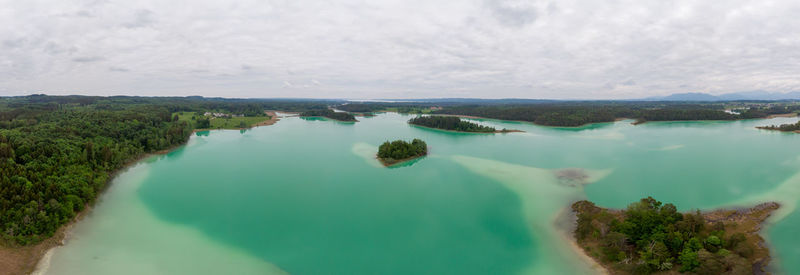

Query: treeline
[[434, 105, 626, 126], [377, 139, 427, 165], [434, 104, 796, 126], [0, 104, 191, 244], [0, 95, 337, 245], [758, 121, 800, 132], [336, 104, 385, 113], [408, 116, 496, 132], [330, 101, 800, 127], [573, 197, 764, 274], [299, 109, 357, 121]]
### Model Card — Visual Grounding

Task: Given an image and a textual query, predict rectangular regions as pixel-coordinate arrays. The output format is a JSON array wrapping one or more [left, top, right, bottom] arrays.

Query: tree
[[679, 248, 700, 272]]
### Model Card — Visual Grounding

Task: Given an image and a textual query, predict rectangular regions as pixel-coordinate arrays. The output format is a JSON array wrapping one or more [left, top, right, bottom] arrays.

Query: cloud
[[122, 9, 156, 29], [109, 66, 129, 72], [1, 0, 799, 99], [484, 0, 539, 28], [72, 56, 105, 63]]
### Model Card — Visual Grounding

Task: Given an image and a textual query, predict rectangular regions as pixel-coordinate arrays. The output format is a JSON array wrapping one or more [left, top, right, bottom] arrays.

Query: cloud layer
[[1, 0, 799, 99]]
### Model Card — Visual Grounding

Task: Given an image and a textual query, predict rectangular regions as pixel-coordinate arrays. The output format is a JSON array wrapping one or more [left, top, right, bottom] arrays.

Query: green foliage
[[299, 109, 357, 121], [573, 197, 763, 274], [0, 102, 192, 244], [408, 116, 496, 132], [678, 249, 700, 272], [377, 139, 427, 163], [196, 117, 211, 128]]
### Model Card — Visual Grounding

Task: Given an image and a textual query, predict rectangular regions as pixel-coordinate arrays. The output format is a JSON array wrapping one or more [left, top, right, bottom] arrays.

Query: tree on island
[[377, 139, 427, 165], [408, 116, 497, 132], [299, 109, 357, 122]]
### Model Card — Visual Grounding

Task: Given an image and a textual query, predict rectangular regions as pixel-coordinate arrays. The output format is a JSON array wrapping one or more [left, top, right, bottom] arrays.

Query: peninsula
[[408, 116, 520, 133], [376, 139, 428, 166], [572, 197, 778, 274], [299, 109, 357, 122], [757, 120, 800, 133]]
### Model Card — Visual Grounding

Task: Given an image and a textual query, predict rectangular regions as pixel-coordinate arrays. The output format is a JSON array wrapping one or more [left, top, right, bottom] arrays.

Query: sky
[[1, 0, 799, 99]]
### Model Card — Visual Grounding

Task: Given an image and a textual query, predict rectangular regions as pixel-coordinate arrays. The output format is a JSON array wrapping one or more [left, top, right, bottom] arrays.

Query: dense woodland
[[377, 139, 427, 166], [0, 95, 339, 245], [573, 197, 768, 274], [408, 116, 496, 132], [299, 109, 357, 121]]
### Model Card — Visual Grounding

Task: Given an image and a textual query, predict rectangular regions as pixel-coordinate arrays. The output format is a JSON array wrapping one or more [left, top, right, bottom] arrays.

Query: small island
[[377, 139, 427, 166], [757, 120, 800, 133], [572, 197, 778, 274], [408, 116, 520, 133], [299, 109, 357, 122]]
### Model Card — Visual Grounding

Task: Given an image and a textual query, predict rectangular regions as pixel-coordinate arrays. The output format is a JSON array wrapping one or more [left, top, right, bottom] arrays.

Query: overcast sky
[[1, 0, 799, 99]]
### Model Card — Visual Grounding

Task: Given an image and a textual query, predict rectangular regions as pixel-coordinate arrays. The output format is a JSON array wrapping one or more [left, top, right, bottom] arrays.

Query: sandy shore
[[554, 206, 610, 275], [766, 113, 798, 119], [254, 111, 280, 127], [0, 111, 288, 275], [0, 210, 87, 275]]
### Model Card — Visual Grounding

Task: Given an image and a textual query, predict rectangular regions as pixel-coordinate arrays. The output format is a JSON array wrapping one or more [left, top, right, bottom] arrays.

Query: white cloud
[[0, 0, 799, 99]]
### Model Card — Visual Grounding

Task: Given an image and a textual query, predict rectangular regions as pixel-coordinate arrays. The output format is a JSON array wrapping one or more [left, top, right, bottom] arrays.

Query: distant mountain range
[[644, 91, 800, 101]]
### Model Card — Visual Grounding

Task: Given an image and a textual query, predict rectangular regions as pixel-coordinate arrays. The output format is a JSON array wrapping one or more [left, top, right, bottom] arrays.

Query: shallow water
[[42, 113, 800, 274]]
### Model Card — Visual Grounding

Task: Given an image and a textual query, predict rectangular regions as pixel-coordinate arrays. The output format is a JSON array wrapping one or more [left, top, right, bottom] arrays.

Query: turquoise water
[[40, 113, 800, 274]]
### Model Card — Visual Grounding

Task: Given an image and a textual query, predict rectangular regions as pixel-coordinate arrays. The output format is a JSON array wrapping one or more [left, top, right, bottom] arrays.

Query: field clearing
[[172, 112, 272, 129]]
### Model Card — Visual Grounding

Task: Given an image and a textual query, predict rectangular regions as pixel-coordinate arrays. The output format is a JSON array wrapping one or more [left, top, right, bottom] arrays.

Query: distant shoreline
[[436, 112, 800, 128], [299, 116, 358, 123], [408, 123, 523, 134]]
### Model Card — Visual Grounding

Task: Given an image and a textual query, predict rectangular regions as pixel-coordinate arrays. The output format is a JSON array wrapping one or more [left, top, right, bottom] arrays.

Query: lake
[[38, 113, 800, 274]]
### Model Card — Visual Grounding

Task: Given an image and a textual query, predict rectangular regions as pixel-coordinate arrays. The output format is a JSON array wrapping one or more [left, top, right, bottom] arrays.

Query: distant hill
[[645, 91, 800, 101]]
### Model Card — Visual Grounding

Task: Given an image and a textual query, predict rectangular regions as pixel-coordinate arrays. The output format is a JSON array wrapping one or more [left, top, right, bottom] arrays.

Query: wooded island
[[376, 139, 427, 166], [573, 197, 777, 274], [299, 109, 357, 122], [408, 116, 519, 133]]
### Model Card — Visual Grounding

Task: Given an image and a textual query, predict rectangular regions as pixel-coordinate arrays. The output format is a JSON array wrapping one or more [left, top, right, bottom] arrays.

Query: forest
[[299, 109, 357, 121], [376, 139, 427, 166], [0, 95, 338, 245], [573, 197, 774, 274], [408, 116, 496, 132]]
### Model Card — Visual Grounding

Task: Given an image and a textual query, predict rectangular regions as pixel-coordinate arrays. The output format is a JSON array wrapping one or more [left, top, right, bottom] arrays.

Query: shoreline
[[554, 206, 610, 275], [2, 111, 287, 275], [408, 123, 524, 134], [755, 126, 800, 133], [377, 154, 426, 167]]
